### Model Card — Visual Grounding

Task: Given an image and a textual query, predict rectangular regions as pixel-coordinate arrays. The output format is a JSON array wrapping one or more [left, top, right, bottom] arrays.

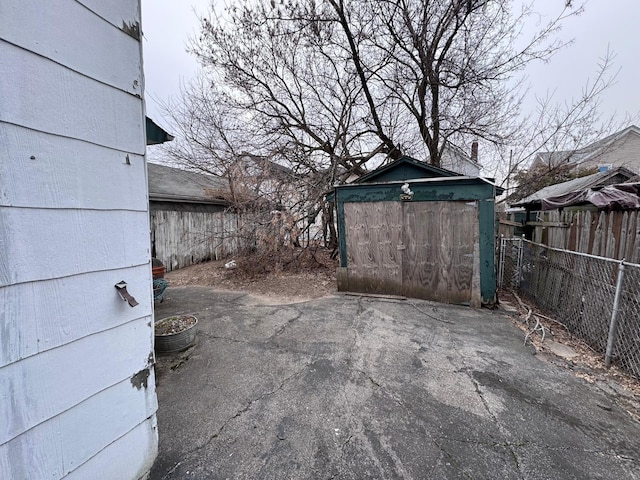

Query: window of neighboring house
[[598, 164, 612, 172]]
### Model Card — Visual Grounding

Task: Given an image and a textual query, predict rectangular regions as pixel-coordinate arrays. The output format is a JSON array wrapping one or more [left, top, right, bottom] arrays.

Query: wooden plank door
[[344, 202, 403, 295], [403, 201, 478, 303]]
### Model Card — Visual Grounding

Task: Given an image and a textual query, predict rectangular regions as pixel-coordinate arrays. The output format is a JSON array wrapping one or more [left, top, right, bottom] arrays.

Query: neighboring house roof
[[235, 153, 296, 181], [512, 166, 636, 209], [532, 125, 640, 170], [147, 163, 230, 205], [541, 183, 640, 211], [356, 155, 460, 184]]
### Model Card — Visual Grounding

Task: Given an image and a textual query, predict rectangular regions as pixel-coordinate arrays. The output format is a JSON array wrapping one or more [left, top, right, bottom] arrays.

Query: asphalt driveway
[[150, 287, 640, 479]]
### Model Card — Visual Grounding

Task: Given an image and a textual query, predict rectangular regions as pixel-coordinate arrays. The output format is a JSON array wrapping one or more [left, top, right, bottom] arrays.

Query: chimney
[[471, 141, 478, 163]]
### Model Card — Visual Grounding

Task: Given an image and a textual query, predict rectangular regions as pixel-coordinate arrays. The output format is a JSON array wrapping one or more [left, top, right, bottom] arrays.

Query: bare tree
[[160, 0, 628, 245], [490, 47, 636, 195], [159, 75, 341, 250], [192, 0, 588, 167]]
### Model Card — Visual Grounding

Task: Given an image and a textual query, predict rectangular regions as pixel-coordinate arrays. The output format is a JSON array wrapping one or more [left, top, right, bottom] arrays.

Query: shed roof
[[148, 163, 230, 205], [512, 166, 636, 209], [540, 182, 640, 211], [355, 155, 460, 184]]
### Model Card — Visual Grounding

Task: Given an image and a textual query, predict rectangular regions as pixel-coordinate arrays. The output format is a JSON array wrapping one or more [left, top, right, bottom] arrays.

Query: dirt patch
[[164, 248, 338, 304], [499, 289, 640, 421], [155, 315, 197, 336]]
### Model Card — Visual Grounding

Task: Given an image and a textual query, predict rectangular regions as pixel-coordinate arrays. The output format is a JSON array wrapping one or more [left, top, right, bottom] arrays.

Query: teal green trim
[[478, 199, 496, 304], [336, 190, 348, 267], [336, 179, 494, 203], [146, 117, 174, 145], [356, 155, 458, 183]]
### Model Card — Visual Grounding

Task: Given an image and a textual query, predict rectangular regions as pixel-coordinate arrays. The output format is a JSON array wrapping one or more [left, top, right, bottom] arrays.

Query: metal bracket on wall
[[115, 281, 139, 307]]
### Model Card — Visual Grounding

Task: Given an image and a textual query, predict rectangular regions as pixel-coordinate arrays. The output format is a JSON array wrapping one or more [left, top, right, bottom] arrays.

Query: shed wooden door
[[344, 202, 404, 295], [402, 201, 477, 303], [344, 201, 478, 303]]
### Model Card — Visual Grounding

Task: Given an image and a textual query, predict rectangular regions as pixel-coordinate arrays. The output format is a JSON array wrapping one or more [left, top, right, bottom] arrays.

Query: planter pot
[[154, 315, 198, 353], [152, 258, 166, 280]]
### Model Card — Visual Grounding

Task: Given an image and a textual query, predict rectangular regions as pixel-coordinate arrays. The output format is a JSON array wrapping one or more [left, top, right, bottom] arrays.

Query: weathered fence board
[[150, 207, 242, 271], [504, 210, 640, 261]]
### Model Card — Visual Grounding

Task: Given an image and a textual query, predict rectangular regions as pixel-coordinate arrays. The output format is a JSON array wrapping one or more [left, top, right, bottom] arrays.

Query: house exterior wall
[[440, 149, 481, 176], [580, 131, 640, 173], [1, 1, 157, 479]]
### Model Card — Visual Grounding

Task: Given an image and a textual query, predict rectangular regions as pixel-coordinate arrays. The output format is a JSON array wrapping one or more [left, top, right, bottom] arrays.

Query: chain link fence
[[499, 237, 640, 380]]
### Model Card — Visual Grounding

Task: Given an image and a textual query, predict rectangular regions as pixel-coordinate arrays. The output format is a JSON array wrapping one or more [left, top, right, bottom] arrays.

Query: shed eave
[[336, 175, 497, 189], [149, 194, 229, 205]]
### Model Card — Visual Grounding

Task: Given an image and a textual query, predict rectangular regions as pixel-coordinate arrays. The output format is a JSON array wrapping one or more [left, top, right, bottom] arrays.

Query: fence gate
[[498, 236, 524, 289], [343, 200, 478, 304]]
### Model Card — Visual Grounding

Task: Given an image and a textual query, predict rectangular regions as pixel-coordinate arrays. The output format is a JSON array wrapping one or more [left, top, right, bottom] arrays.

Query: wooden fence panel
[[151, 208, 241, 271], [528, 210, 640, 261]]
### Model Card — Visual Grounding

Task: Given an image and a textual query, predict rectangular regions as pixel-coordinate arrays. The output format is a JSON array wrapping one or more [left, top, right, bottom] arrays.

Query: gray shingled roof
[[147, 163, 230, 204], [512, 166, 636, 208]]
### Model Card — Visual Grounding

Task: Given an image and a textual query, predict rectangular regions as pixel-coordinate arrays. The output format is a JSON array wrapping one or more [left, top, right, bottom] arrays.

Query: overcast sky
[[141, 0, 640, 142]]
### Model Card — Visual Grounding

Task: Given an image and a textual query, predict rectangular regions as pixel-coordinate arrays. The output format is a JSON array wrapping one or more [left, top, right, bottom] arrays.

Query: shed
[[148, 163, 239, 271], [333, 159, 501, 306], [507, 167, 640, 257]]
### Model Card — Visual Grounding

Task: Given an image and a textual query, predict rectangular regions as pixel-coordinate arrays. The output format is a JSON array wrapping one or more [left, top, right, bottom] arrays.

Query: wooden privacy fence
[[150, 208, 243, 271], [500, 210, 640, 262]]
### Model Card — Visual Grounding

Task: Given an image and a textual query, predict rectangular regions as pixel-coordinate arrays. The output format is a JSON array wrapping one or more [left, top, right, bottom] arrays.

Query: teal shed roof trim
[[146, 117, 174, 145], [335, 176, 500, 202], [355, 155, 460, 184]]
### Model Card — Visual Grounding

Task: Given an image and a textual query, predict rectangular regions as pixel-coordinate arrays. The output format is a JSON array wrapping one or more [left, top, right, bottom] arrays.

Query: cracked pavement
[[150, 287, 640, 479]]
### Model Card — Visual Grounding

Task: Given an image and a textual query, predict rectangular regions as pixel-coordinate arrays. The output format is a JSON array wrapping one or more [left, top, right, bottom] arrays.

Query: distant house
[[439, 141, 482, 176], [230, 153, 298, 204], [147, 163, 238, 271], [507, 167, 640, 259], [369, 143, 481, 177], [355, 155, 460, 183], [2, 2, 157, 479], [531, 125, 640, 174]]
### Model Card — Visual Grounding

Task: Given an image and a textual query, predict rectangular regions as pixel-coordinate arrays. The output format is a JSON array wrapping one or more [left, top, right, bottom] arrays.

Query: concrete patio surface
[[150, 286, 640, 479]]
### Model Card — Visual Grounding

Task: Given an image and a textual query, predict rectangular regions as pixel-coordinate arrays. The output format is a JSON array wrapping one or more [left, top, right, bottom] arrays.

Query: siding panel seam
[[0, 377, 156, 449], [0, 312, 153, 369], [0, 120, 146, 157]]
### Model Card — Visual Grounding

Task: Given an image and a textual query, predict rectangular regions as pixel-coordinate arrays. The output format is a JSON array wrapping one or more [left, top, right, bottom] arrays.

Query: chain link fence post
[[498, 235, 505, 289], [605, 260, 626, 367], [513, 235, 524, 288]]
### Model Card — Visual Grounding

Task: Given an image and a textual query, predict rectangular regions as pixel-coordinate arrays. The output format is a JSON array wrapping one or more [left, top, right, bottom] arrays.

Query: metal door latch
[[115, 281, 139, 307]]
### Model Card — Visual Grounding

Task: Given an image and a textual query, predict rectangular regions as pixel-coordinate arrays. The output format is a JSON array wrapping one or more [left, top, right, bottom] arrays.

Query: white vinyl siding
[[0, 1, 157, 478]]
